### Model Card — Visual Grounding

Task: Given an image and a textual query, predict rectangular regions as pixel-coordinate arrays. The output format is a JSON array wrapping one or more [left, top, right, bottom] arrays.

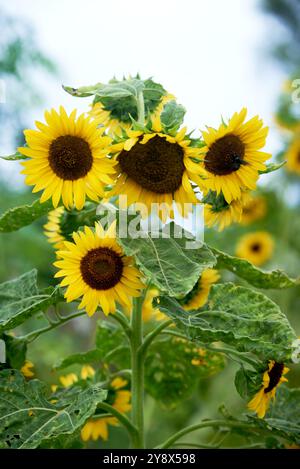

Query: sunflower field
[[0, 73, 299, 452]]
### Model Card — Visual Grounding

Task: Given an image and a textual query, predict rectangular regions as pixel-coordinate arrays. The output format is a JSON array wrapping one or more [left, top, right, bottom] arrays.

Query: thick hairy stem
[[96, 402, 138, 442], [137, 90, 145, 125]]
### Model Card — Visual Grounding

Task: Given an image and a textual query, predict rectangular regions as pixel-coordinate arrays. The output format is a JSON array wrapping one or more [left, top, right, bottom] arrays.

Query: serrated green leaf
[[211, 247, 299, 289], [0, 271, 63, 332], [119, 223, 216, 297], [1, 151, 27, 161], [0, 198, 53, 233], [259, 161, 286, 174], [160, 100, 186, 134], [157, 283, 297, 362], [145, 336, 225, 409], [0, 369, 107, 449]]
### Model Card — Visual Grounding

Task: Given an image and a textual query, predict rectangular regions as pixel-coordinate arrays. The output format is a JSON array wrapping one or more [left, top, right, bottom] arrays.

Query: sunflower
[[203, 191, 249, 231], [44, 207, 66, 250], [179, 269, 220, 311], [285, 138, 300, 175], [142, 288, 167, 322], [19, 106, 115, 210], [240, 194, 267, 225], [59, 373, 78, 388], [109, 118, 205, 221], [81, 365, 96, 380], [54, 222, 144, 316], [248, 361, 289, 418], [236, 231, 274, 266], [20, 360, 34, 379], [81, 377, 131, 442], [199, 108, 271, 203]]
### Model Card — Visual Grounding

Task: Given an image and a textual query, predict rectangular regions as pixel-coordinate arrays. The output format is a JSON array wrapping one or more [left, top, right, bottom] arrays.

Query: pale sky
[[1, 0, 286, 183]]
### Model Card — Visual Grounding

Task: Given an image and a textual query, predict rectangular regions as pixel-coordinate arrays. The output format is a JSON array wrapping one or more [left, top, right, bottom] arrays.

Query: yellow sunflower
[[236, 231, 274, 266], [200, 108, 271, 203], [248, 361, 289, 418], [285, 138, 300, 175], [44, 207, 66, 250], [19, 106, 115, 210], [240, 195, 267, 225], [142, 288, 167, 322], [59, 373, 78, 388], [20, 360, 34, 379], [109, 118, 205, 221], [204, 197, 244, 231], [180, 269, 220, 311], [54, 221, 144, 316], [81, 377, 131, 442], [81, 365, 96, 380]]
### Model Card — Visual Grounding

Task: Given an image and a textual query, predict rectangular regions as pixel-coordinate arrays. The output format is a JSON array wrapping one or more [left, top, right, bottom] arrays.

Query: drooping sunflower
[[236, 231, 274, 266], [248, 361, 289, 418], [285, 137, 300, 175], [54, 222, 144, 316], [20, 360, 34, 379], [199, 108, 271, 203], [240, 194, 267, 225], [142, 288, 167, 322], [203, 191, 250, 231], [81, 377, 131, 442], [109, 118, 205, 221], [19, 106, 115, 210], [179, 269, 220, 311], [44, 207, 66, 250]]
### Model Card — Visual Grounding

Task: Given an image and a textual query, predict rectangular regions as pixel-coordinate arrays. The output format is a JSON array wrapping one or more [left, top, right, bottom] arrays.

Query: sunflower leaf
[[0, 151, 27, 161], [156, 283, 297, 362], [119, 223, 216, 297], [160, 100, 186, 134], [0, 198, 53, 233], [259, 161, 286, 174], [211, 247, 300, 289], [0, 369, 107, 449], [95, 79, 145, 99]]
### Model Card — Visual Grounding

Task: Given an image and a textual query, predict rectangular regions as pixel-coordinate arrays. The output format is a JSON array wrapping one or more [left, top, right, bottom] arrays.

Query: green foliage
[[235, 366, 263, 400], [157, 283, 297, 362], [259, 161, 286, 174], [145, 336, 225, 409], [212, 247, 299, 289], [0, 151, 27, 161], [0, 270, 63, 332], [0, 334, 27, 369], [119, 223, 216, 297], [160, 100, 186, 134], [0, 369, 107, 449], [0, 199, 53, 233]]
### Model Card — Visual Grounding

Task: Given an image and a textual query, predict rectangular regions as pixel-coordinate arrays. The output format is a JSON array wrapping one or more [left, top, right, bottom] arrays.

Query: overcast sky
[[1, 0, 286, 183]]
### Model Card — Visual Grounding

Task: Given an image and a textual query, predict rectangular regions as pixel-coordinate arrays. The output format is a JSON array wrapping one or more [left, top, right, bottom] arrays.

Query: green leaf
[[1, 151, 27, 161], [96, 79, 145, 99], [157, 283, 297, 362], [0, 369, 107, 449], [259, 161, 286, 174], [145, 336, 225, 409], [235, 367, 263, 400], [0, 334, 27, 369], [211, 247, 300, 289], [96, 320, 127, 357], [160, 100, 186, 134], [53, 349, 103, 371], [0, 270, 63, 332], [0, 198, 53, 233], [119, 223, 216, 297]]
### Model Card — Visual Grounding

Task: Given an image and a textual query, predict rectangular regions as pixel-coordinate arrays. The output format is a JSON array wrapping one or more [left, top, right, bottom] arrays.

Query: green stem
[[137, 91, 145, 125], [139, 319, 173, 358], [130, 296, 145, 448], [112, 310, 132, 339], [96, 402, 138, 441]]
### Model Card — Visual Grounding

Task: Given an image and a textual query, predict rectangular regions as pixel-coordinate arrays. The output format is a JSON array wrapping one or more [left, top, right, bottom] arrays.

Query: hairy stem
[[137, 90, 145, 125]]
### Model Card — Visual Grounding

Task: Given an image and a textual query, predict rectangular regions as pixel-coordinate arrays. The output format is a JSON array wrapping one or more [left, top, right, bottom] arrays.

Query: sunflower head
[[142, 288, 167, 322], [285, 137, 300, 175], [236, 231, 274, 266], [179, 269, 220, 311], [203, 190, 246, 231], [54, 222, 144, 317], [248, 361, 289, 418], [240, 194, 267, 225], [200, 108, 271, 204], [19, 106, 116, 210]]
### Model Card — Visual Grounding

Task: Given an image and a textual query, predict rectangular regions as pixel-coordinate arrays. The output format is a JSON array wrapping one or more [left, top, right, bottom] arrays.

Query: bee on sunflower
[[248, 361, 289, 418], [81, 377, 131, 442], [109, 115, 206, 221], [19, 106, 116, 211], [199, 108, 271, 203], [236, 231, 274, 266], [179, 269, 220, 311], [54, 221, 145, 316]]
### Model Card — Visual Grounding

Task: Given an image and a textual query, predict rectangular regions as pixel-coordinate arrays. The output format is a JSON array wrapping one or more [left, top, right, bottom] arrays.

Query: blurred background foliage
[[0, 1, 300, 448]]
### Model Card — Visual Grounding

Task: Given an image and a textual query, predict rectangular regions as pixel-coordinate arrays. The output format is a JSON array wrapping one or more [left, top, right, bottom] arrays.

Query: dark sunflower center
[[204, 134, 245, 176], [118, 135, 185, 194], [49, 135, 93, 180], [80, 247, 123, 290], [264, 362, 284, 393], [251, 242, 261, 253]]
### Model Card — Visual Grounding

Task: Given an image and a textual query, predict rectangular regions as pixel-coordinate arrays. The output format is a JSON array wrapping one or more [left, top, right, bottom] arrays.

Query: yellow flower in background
[[21, 360, 34, 378], [59, 372, 78, 388], [200, 108, 271, 203], [54, 222, 144, 316], [248, 361, 289, 418], [81, 377, 131, 442], [240, 195, 267, 225], [285, 138, 300, 175], [142, 288, 167, 322], [236, 231, 274, 266], [19, 106, 115, 210], [44, 207, 66, 250], [180, 269, 220, 311], [109, 119, 205, 222], [81, 365, 95, 380], [204, 197, 244, 231]]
